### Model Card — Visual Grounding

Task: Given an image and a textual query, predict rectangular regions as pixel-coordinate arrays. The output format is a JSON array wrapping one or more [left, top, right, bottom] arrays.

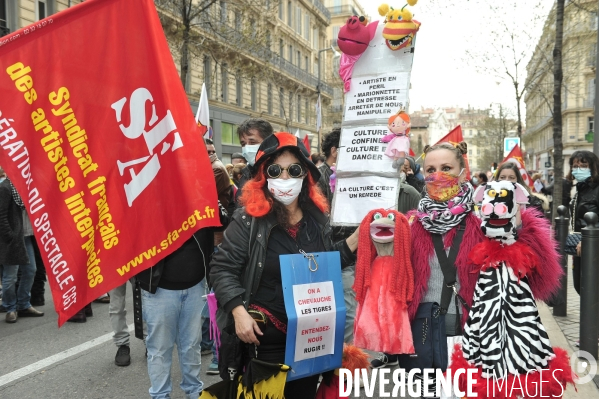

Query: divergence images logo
[[571, 350, 598, 385], [111, 88, 184, 206]]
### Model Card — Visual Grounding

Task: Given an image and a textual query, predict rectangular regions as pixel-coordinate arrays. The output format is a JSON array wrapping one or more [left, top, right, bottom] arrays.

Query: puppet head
[[474, 180, 529, 244], [388, 110, 411, 136], [337, 16, 379, 56], [354, 209, 413, 305], [378, 2, 421, 51]]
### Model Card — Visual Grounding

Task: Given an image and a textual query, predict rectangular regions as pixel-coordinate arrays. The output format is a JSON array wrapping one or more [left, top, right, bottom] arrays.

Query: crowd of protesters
[[1, 117, 596, 399]]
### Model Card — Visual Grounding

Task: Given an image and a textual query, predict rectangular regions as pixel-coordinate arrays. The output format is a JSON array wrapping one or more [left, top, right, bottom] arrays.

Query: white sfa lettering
[[111, 88, 184, 206]]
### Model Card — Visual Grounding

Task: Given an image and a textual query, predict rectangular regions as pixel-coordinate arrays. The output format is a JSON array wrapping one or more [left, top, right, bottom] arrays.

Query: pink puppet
[[337, 17, 378, 93], [381, 110, 411, 170]]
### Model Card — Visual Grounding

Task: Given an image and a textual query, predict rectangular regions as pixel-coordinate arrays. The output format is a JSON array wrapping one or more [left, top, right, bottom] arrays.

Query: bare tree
[[472, 109, 518, 168], [552, 0, 565, 222]]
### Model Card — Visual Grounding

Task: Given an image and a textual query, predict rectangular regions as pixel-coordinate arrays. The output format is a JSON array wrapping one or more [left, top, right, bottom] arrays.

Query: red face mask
[[425, 169, 464, 202]]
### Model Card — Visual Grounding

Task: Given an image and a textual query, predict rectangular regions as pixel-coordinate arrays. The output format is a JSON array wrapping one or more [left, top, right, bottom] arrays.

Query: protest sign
[[0, 0, 219, 325], [331, 176, 400, 226], [332, 22, 417, 225], [281, 251, 345, 381]]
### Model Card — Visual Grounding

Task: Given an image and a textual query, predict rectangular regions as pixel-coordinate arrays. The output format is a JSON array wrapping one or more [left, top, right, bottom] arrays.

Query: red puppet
[[337, 16, 379, 92], [353, 209, 414, 354]]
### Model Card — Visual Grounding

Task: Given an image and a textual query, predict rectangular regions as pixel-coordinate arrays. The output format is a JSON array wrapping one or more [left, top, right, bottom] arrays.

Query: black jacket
[[234, 165, 254, 209], [573, 179, 599, 232], [0, 180, 28, 265], [210, 204, 355, 314], [135, 228, 214, 294]]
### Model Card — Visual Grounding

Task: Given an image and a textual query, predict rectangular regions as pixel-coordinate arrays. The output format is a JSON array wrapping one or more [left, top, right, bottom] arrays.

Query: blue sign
[[280, 251, 345, 381], [504, 137, 520, 154]]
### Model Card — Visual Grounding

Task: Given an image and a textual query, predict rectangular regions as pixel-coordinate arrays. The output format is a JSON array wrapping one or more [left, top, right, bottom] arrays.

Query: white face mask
[[267, 178, 303, 205], [242, 144, 261, 166]]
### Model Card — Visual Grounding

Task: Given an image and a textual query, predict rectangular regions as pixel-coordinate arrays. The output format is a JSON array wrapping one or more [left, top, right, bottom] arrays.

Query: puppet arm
[[381, 133, 396, 143]]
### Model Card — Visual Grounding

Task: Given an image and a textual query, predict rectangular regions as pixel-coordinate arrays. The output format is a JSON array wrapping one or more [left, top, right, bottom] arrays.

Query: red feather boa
[[449, 344, 575, 399], [469, 240, 539, 279]]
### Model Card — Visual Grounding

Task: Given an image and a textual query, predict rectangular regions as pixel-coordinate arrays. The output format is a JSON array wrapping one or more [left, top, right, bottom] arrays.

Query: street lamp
[[316, 45, 341, 93]]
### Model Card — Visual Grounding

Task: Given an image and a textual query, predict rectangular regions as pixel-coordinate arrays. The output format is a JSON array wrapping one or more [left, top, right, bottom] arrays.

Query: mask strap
[[458, 168, 465, 177]]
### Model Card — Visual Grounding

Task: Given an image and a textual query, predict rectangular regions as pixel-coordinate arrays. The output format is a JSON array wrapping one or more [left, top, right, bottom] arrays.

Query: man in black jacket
[[234, 118, 273, 208], [135, 227, 213, 399], [0, 178, 44, 323]]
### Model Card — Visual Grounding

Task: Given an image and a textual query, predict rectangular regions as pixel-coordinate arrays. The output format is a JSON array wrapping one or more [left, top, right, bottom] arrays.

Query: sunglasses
[[266, 163, 305, 179]]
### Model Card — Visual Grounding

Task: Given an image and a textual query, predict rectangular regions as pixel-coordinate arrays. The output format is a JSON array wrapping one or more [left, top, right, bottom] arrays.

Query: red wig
[[239, 162, 329, 218], [353, 209, 414, 305]]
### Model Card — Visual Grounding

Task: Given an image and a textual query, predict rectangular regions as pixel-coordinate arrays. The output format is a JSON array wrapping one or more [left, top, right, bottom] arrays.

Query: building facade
[[524, 0, 596, 179]]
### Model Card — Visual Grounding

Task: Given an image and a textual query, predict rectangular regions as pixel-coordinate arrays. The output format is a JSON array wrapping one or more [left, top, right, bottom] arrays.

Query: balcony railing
[[0, 25, 9, 38], [526, 115, 552, 135], [310, 0, 331, 22], [328, 5, 359, 17], [156, 1, 333, 96]]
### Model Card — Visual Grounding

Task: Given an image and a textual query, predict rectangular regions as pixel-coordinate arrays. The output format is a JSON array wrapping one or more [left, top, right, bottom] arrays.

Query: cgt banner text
[[0, 0, 218, 325]]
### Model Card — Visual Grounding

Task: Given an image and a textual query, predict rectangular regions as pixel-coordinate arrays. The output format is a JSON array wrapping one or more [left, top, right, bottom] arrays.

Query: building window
[[305, 98, 309, 123], [313, 27, 318, 48], [221, 122, 240, 145], [203, 56, 211, 99], [589, 116, 594, 132], [287, 1, 292, 26], [332, 26, 340, 47], [221, 63, 228, 102], [251, 80, 257, 111], [304, 15, 310, 40], [235, 13, 241, 31], [0, 0, 8, 36], [279, 88, 285, 118], [37, 0, 47, 20], [296, 7, 301, 35], [591, 12, 598, 30], [305, 56, 309, 72], [268, 84, 273, 114], [297, 95, 301, 122], [219, 1, 226, 23], [236, 73, 242, 106], [297, 50, 301, 66], [289, 45, 293, 62], [278, 0, 283, 20], [289, 91, 293, 121], [279, 39, 284, 57], [265, 31, 271, 51]]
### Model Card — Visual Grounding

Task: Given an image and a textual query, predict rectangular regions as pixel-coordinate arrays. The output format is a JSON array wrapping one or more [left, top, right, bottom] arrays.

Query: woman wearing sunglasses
[[210, 132, 359, 399], [567, 150, 599, 294]]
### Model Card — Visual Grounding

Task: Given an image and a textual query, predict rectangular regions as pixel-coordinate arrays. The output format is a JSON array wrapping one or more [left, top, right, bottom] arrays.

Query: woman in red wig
[[210, 132, 359, 399]]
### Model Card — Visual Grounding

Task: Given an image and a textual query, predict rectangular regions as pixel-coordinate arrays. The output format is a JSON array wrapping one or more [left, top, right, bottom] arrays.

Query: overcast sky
[[360, 0, 553, 118]]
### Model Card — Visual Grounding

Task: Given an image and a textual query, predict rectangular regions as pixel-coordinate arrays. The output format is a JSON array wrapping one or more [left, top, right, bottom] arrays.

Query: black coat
[[573, 179, 599, 232], [0, 180, 29, 265], [210, 204, 355, 315]]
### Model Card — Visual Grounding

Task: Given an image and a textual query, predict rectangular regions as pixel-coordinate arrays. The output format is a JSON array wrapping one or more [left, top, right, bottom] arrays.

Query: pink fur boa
[[408, 212, 484, 322], [517, 208, 564, 302]]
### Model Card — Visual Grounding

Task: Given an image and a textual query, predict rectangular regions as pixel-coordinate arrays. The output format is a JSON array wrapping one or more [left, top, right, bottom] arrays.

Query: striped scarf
[[417, 183, 474, 234], [6, 178, 25, 210]]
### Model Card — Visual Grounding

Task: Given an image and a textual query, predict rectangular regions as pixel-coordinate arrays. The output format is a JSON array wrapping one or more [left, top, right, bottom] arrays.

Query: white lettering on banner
[[110, 88, 184, 207], [338, 126, 396, 174], [344, 72, 410, 122], [293, 281, 336, 362], [331, 176, 399, 225]]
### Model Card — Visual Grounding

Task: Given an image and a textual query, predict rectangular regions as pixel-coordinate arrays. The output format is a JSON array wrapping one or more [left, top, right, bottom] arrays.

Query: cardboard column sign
[[331, 22, 418, 226], [0, 0, 219, 325], [280, 251, 345, 381]]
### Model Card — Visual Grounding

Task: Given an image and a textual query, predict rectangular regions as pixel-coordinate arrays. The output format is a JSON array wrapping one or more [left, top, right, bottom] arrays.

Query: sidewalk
[[542, 266, 599, 398]]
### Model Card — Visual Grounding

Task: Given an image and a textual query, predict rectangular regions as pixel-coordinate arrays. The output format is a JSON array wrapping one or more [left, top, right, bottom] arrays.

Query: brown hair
[[231, 163, 245, 182], [494, 162, 531, 194], [423, 141, 468, 169], [567, 150, 599, 183]]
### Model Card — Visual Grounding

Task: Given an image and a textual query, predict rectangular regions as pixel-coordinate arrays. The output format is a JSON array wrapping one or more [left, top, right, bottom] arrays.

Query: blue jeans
[[1, 236, 36, 313], [142, 283, 204, 399]]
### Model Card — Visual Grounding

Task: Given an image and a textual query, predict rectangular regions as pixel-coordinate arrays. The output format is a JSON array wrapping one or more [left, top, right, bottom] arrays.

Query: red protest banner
[[0, 0, 219, 325], [501, 144, 532, 186], [435, 125, 471, 180]]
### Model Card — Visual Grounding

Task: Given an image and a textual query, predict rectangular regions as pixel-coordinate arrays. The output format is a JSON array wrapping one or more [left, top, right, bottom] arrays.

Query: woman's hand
[[346, 226, 360, 252], [232, 306, 263, 345], [577, 241, 582, 257]]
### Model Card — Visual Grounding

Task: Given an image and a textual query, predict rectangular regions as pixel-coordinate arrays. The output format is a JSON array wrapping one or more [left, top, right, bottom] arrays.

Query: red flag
[[409, 148, 415, 157], [303, 134, 311, 152], [501, 144, 532, 186], [0, 0, 219, 325], [435, 125, 471, 180]]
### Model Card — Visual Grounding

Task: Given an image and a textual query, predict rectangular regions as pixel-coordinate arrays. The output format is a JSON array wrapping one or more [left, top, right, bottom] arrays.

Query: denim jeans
[[142, 282, 204, 399], [1, 236, 36, 313], [342, 265, 357, 343], [109, 277, 146, 347]]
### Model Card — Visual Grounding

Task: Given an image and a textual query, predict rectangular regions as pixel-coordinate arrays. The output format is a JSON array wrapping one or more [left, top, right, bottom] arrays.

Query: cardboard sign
[[281, 251, 345, 381], [0, 0, 219, 325]]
